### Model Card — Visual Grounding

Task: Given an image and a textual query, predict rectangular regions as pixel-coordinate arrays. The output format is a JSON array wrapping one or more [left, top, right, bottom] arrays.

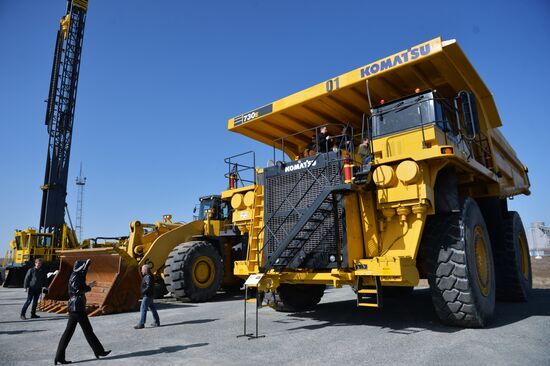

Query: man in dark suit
[[21, 258, 47, 320]]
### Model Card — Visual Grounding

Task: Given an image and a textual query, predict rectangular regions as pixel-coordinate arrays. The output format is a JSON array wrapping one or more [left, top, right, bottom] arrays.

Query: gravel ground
[[1, 261, 549, 366]]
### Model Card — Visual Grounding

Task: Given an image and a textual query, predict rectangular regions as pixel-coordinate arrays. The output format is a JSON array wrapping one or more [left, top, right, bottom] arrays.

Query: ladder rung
[[358, 289, 377, 294], [357, 303, 379, 308]]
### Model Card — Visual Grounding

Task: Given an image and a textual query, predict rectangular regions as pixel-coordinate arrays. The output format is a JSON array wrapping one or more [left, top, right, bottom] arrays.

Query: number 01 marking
[[325, 77, 340, 92]]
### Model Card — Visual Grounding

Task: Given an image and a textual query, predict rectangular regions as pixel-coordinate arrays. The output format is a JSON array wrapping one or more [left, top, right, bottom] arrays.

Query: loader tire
[[164, 241, 223, 302], [493, 212, 532, 301], [265, 284, 325, 312], [154, 276, 168, 299], [424, 198, 495, 327]]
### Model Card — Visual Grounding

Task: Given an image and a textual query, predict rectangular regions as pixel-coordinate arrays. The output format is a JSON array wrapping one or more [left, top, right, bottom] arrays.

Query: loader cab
[[196, 195, 229, 221]]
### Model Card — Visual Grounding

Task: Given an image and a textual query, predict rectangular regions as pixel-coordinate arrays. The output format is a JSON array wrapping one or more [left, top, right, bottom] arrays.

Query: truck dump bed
[[228, 37, 529, 197]]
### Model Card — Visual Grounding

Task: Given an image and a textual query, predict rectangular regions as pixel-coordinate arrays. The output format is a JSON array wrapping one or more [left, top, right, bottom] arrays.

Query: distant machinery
[[529, 222, 550, 257], [3, 0, 88, 287]]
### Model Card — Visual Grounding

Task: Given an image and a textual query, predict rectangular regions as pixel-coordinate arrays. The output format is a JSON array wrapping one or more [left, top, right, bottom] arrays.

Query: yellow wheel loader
[[226, 37, 532, 328], [40, 196, 246, 316]]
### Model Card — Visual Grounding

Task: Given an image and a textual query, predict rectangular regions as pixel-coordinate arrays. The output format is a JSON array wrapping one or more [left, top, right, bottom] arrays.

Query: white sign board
[[244, 274, 264, 287]]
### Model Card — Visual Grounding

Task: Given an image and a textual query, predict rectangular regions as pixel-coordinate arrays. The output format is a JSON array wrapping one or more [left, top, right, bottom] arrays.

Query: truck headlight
[[396, 160, 420, 185], [373, 165, 397, 188]]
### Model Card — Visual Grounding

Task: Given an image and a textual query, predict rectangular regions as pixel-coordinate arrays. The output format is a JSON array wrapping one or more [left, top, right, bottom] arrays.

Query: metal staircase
[[259, 154, 351, 273]]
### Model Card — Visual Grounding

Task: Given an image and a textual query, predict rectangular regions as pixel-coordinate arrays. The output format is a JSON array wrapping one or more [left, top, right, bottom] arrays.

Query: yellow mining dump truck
[[41, 195, 247, 316], [226, 37, 531, 327]]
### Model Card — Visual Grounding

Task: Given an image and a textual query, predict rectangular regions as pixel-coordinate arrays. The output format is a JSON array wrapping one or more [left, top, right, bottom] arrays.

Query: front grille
[[263, 155, 345, 268]]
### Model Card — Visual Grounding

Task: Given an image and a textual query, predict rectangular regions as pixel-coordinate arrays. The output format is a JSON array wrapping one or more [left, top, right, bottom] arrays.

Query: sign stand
[[237, 274, 265, 340]]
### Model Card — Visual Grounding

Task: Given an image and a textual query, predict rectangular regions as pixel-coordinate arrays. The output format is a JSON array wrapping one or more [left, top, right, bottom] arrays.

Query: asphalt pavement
[[0, 285, 549, 365]]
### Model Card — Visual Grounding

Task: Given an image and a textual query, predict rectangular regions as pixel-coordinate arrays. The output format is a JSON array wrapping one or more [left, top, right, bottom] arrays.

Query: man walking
[[134, 265, 160, 329], [21, 258, 47, 320]]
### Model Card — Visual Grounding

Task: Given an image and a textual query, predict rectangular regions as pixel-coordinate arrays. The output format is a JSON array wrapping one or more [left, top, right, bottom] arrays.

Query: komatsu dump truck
[[225, 37, 531, 327]]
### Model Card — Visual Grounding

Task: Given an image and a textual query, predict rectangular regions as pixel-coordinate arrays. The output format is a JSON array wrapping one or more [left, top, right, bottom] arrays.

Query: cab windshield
[[371, 91, 458, 138], [36, 235, 53, 248], [197, 199, 229, 221]]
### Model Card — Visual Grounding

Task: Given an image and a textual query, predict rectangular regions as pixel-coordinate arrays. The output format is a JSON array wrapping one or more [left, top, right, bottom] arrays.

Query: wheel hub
[[192, 256, 215, 288], [474, 226, 491, 297]]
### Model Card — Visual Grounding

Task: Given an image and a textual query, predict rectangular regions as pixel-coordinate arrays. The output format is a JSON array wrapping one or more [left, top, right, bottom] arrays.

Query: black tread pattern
[[163, 241, 223, 302], [265, 284, 326, 312], [493, 211, 532, 301], [423, 198, 494, 327]]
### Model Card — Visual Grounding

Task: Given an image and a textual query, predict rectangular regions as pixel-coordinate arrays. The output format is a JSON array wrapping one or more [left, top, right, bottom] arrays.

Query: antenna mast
[[75, 163, 86, 241]]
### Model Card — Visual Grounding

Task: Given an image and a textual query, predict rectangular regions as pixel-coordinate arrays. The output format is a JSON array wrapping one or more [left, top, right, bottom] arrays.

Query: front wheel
[[163, 241, 223, 302], [424, 198, 495, 327], [265, 284, 326, 312]]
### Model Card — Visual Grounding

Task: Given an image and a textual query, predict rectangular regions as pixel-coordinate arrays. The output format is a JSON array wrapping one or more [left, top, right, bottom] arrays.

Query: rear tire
[[265, 284, 325, 312], [163, 241, 223, 302], [494, 212, 532, 301], [424, 198, 495, 327]]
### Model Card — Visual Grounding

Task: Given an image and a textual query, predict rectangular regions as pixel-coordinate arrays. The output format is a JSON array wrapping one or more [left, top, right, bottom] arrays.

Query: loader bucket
[[39, 247, 141, 316]]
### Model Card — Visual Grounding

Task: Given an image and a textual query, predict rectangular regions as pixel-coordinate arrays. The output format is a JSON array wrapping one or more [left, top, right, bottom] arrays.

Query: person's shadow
[[75, 344, 208, 363], [159, 318, 218, 327], [0, 329, 46, 335]]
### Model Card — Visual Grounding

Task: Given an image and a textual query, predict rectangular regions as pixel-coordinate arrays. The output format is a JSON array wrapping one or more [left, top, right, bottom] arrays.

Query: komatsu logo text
[[360, 43, 431, 78], [284, 159, 317, 173]]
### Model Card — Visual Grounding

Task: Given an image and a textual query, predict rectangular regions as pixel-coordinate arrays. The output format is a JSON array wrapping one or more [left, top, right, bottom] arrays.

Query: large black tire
[[163, 241, 223, 302], [423, 197, 495, 327], [493, 211, 532, 301], [265, 284, 326, 312], [153, 276, 168, 299]]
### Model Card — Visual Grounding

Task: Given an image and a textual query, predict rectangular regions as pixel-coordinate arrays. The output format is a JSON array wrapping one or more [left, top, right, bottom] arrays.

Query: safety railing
[[224, 151, 256, 189]]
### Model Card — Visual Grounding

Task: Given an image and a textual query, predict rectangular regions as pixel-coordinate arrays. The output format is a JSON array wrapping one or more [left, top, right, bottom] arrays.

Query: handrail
[[224, 151, 256, 187], [271, 123, 354, 163]]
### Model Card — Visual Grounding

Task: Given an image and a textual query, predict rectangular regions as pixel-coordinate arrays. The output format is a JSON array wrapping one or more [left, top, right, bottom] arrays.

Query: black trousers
[[21, 289, 41, 316], [55, 311, 106, 361]]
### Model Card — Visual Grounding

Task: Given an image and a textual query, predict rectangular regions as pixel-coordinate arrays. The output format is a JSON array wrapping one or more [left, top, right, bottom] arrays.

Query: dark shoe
[[150, 322, 160, 327], [20, 315, 26, 320], [30, 314, 41, 319], [95, 350, 111, 359], [134, 324, 144, 329], [54, 359, 72, 365]]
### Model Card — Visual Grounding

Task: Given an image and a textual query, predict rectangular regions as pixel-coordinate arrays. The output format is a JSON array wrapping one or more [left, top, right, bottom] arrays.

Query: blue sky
[[0, 0, 549, 254]]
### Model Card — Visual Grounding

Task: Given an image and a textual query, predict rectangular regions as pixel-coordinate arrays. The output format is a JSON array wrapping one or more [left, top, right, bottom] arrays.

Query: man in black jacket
[[54, 259, 111, 364], [20, 258, 47, 320], [134, 264, 160, 329]]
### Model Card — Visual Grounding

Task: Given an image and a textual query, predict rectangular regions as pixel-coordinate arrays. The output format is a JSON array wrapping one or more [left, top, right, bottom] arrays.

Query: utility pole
[[75, 163, 86, 242]]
